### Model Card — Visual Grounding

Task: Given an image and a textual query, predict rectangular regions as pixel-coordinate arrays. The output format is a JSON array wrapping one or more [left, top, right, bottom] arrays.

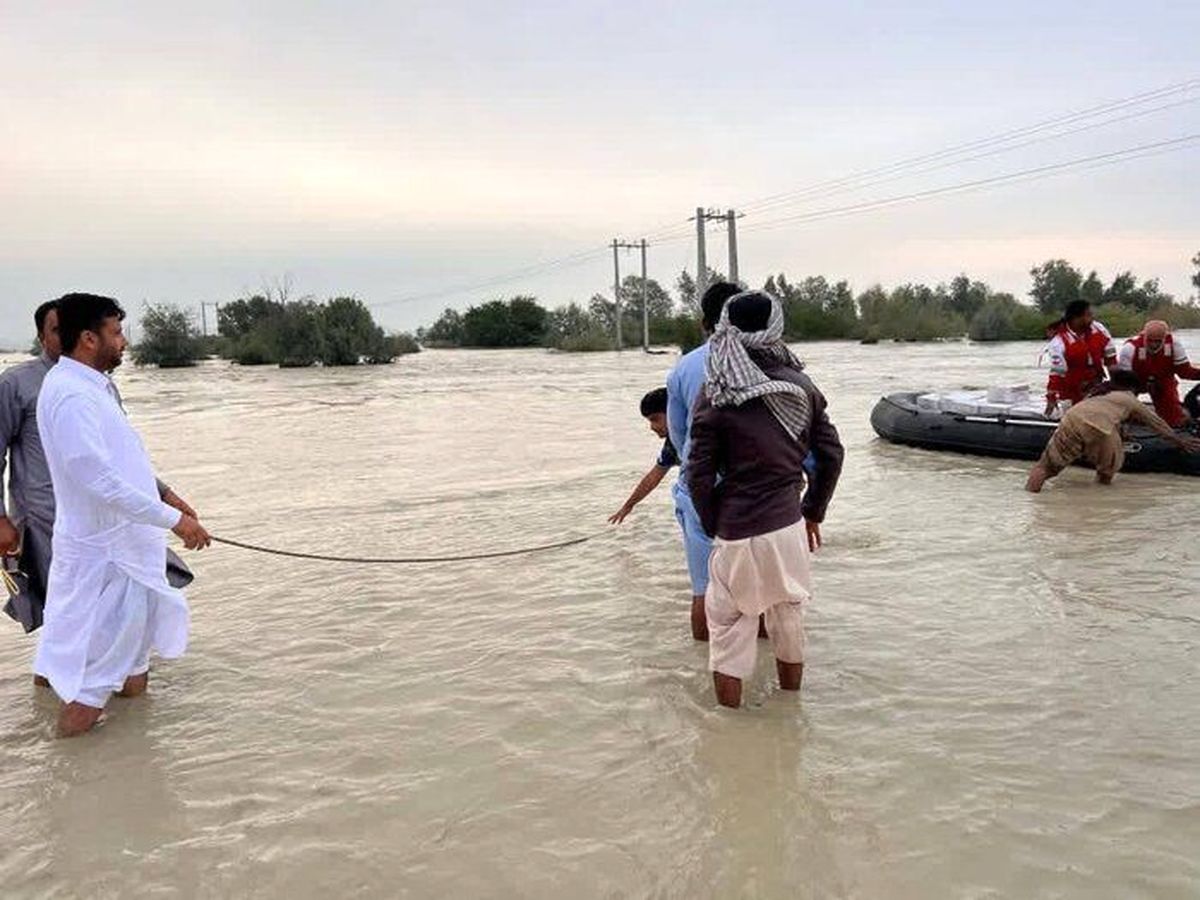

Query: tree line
[[418, 254, 1200, 351], [132, 294, 420, 368]]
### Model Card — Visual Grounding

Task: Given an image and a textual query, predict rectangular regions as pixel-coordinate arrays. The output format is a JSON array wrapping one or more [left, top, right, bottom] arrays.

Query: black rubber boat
[[870, 392, 1200, 476]]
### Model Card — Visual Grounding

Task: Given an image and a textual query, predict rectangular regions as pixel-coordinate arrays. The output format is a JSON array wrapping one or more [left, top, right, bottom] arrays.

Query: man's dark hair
[[34, 300, 58, 337], [728, 292, 772, 333], [1108, 369, 1142, 393], [1048, 299, 1091, 332], [56, 293, 126, 354], [701, 282, 742, 331], [640, 387, 668, 417]]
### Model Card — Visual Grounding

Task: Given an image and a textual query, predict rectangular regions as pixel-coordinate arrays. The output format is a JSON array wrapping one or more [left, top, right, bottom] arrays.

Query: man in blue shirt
[[666, 282, 743, 641]]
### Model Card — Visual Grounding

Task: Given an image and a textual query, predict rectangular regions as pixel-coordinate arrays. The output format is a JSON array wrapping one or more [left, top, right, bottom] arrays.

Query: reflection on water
[[1, 338, 1198, 898]]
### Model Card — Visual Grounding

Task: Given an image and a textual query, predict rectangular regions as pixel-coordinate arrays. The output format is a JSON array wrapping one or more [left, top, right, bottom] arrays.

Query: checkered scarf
[[704, 291, 812, 441]]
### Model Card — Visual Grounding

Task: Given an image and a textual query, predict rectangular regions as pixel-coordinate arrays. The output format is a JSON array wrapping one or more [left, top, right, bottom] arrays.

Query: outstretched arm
[[609, 465, 669, 524]]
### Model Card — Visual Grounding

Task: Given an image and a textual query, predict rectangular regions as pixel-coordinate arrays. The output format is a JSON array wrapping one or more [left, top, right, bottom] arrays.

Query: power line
[[743, 94, 1200, 218], [738, 77, 1198, 215], [368, 78, 1198, 314], [737, 134, 1200, 235]]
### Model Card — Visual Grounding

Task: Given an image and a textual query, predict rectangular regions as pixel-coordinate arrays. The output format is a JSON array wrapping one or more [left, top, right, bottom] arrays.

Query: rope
[[209, 530, 610, 565]]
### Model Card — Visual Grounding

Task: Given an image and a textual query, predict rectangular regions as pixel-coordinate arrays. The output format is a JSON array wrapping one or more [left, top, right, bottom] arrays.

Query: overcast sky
[[1, 1, 1197, 345]]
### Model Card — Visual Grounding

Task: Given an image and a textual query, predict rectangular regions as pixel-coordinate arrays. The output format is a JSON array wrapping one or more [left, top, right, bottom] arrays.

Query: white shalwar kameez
[[34, 357, 187, 708]]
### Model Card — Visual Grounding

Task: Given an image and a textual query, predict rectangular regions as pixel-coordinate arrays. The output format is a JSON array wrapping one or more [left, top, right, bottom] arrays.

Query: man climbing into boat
[[688, 290, 843, 708], [665, 281, 742, 642], [1115, 320, 1200, 427], [1043, 300, 1118, 417], [1026, 370, 1200, 493], [609, 388, 679, 525]]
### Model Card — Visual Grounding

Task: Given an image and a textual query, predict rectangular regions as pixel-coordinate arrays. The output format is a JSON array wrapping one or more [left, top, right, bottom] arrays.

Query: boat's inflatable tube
[[870, 392, 1200, 476]]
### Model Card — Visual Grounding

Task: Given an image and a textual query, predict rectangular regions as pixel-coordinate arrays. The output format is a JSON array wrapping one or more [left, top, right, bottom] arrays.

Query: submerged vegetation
[[129, 254, 1200, 365], [132, 293, 420, 368], [418, 254, 1200, 350]]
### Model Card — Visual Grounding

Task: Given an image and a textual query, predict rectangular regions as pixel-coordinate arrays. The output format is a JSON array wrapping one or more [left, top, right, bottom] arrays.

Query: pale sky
[[1, 1, 1197, 345]]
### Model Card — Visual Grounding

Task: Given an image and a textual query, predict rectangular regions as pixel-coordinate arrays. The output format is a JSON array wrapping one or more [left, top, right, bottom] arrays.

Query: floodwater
[[1, 336, 1198, 899]]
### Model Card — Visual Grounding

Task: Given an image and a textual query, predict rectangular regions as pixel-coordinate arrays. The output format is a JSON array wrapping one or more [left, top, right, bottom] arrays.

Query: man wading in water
[[688, 291, 843, 709], [1026, 369, 1200, 492], [34, 294, 210, 737], [665, 281, 742, 641]]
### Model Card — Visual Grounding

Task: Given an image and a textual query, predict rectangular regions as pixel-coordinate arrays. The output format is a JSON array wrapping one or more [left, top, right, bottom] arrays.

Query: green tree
[[460, 296, 548, 347], [419, 308, 464, 347], [133, 303, 202, 368], [968, 294, 1046, 342], [947, 275, 990, 320], [1080, 271, 1105, 305], [319, 296, 384, 366], [674, 267, 728, 316], [275, 301, 325, 367], [545, 302, 613, 352], [1029, 260, 1083, 315], [1192, 251, 1200, 296], [217, 295, 282, 340], [1103, 272, 1170, 312]]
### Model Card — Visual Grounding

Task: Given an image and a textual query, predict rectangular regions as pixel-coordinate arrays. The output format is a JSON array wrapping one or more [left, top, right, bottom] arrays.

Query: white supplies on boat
[[915, 389, 1047, 420]]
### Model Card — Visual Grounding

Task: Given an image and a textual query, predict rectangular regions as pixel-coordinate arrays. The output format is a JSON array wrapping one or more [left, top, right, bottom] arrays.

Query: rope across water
[[209, 530, 609, 565]]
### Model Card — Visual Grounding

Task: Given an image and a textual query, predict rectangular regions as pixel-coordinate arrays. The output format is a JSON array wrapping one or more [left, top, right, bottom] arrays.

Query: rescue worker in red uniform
[[1115, 319, 1200, 427], [1044, 300, 1118, 417]]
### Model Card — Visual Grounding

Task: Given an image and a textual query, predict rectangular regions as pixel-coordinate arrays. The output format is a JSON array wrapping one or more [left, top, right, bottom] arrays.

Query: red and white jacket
[[1045, 322, 1117, 404], [1116, 333, 1200, 385]]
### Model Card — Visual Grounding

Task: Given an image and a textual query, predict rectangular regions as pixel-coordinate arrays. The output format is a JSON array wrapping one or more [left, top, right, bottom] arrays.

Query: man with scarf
[[687, 291, 843, 709]]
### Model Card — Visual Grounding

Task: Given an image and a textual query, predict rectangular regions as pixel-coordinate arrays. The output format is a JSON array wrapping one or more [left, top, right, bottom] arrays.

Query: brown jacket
[[687, 360, 844, 541]]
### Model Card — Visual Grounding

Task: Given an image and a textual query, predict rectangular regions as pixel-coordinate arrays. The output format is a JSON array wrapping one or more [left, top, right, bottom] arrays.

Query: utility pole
[[726, 209, 741, 285], [690, 207, 741, 300], [639, 239, 649, 351], [611, 239, 623, 350], [614, 239, 652, 352], [694, 207, 708, 299], [199, 302, 220, 337]]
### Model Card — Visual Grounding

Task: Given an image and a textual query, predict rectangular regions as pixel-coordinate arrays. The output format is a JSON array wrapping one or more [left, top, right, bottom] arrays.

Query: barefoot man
[[688, 291, 844, 709], [1026, 370, 1200, 492], [35, 293, 210, 737]]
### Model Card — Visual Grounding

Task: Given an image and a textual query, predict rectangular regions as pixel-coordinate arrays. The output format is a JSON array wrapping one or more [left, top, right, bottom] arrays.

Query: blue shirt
[[666, 343, 709, 487]]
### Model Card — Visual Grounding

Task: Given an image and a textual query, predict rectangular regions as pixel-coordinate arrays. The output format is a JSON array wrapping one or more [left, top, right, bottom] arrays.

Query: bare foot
[[57, 702, 104, 738], [1096, 473, 1114, 485], [1025, 465, 1049, 493], [33, 674, 50, 688], [116, 672, 148, 698], [691, 596, 709, 642], [777, 660, 803, 691], [713, 671, 742, 708]]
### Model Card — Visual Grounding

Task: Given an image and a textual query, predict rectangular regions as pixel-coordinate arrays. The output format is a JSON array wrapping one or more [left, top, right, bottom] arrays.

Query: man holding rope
[[35, 294, 210, 737], [1, 299, 196, 637], [688, 290, 843, 709]]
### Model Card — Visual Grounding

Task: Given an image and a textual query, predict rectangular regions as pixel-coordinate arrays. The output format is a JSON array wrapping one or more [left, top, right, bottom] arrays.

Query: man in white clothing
[[36, 293, 210, 737]]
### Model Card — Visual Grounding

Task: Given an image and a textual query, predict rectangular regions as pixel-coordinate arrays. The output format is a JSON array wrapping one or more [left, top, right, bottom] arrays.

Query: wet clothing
[[34, 357, 189, 707], [688, 359, 844, 541], [1038, 391, 1176, 477], [1046, 322, 1118, 406], [706, 520, 809, 679], [1, 355, 186, 632], [1116, 333, 1200, 427], [0, 355, 55, 630]]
